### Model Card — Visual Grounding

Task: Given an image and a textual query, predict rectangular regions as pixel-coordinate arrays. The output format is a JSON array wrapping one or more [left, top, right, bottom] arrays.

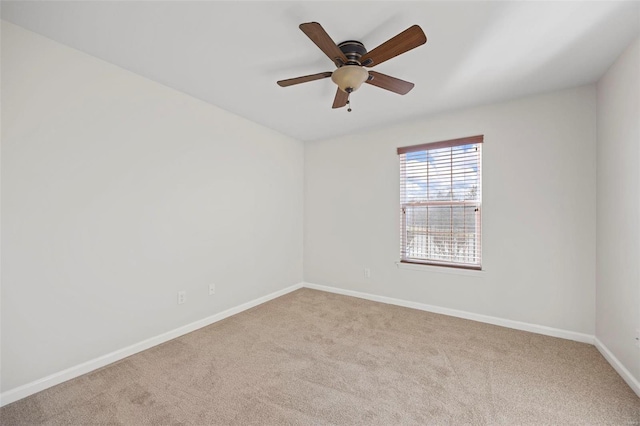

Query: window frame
[[398, 135, 483, 271]]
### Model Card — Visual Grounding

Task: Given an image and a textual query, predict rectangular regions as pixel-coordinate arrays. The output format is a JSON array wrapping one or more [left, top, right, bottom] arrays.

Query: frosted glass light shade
[[331, 65, 369, 93]]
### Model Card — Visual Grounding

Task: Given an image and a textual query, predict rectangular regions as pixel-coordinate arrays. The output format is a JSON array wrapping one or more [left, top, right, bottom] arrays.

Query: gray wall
[[304, 86, 597, 335], [1, 22, 304, 392], [596, 36, 640, 385]]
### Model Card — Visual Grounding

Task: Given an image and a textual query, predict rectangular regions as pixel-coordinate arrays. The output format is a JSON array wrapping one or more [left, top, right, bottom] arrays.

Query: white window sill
[[395, 261, 485, 277]]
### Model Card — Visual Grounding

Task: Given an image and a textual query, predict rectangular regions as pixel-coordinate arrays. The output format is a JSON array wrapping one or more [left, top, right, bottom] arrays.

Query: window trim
[[398, 135, 483, 270]]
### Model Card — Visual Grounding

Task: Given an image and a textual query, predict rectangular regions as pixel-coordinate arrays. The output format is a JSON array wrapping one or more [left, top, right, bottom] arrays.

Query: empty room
[[1, 1, 639, 424]]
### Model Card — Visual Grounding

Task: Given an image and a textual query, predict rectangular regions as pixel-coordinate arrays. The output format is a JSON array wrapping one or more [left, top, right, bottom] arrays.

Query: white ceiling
[[2, 1, 639, 141]]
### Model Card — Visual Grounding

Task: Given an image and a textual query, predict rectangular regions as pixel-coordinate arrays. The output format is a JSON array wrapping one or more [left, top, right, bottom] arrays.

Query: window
[[398, 135, 483, 270]]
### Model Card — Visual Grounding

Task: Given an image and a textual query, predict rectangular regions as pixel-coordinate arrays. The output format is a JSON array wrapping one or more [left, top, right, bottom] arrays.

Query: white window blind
[[398, 135, 483, 270]]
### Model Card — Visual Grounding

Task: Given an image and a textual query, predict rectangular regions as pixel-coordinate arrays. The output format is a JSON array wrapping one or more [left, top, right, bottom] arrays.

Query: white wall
[[1, 22, 303, 392], [305, 86, 597, 335], [596, 37, 640, 383]]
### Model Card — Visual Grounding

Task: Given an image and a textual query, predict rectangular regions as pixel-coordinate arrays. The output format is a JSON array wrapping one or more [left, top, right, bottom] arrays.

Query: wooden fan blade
[[332, 88, 348, 109], [360, 25, 426, 67], [277, 72, 332, 87], [366, 71, 415, 95], [299, 22, 348, 66]]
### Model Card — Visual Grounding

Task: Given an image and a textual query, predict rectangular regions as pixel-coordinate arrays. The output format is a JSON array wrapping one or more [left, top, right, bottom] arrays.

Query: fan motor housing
[[338, 41, 367, 64]]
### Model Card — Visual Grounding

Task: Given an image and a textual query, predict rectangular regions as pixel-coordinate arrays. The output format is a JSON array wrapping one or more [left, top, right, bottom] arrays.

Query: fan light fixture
[[331, 65, 369, 93]]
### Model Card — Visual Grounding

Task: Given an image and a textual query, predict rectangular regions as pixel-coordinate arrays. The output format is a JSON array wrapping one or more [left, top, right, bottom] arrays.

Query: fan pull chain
[[347, 95, 352, 112]]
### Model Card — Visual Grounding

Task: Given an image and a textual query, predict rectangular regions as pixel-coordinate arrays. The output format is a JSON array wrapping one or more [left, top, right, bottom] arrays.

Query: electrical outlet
[[364, 268, 371, 278], [177, 291, 186, 305], [209, 283, 216, 295]]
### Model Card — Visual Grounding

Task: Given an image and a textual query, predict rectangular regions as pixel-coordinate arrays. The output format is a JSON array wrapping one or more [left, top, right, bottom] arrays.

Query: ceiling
[[2, 1, 639, 142]]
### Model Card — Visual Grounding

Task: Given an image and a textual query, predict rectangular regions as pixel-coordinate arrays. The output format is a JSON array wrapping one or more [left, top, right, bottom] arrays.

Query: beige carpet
[[1, 288, 638, 425]]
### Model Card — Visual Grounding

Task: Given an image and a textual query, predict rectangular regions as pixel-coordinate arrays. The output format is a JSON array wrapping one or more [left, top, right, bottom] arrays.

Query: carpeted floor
[[1, 288, 638, 425]]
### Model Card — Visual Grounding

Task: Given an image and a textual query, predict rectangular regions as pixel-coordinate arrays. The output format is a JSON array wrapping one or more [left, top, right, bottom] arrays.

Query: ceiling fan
[[277, 22, 427, 111]]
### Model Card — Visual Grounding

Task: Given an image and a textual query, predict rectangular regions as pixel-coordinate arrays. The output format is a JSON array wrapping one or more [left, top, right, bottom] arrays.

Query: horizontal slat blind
[[399, 136, 483, 269]]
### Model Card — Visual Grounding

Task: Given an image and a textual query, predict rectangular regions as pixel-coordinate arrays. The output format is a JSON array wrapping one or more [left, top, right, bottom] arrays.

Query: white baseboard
[[0, 282, 304, 407], [594, 337, 640, 397], [303, 282, 595, 344]]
